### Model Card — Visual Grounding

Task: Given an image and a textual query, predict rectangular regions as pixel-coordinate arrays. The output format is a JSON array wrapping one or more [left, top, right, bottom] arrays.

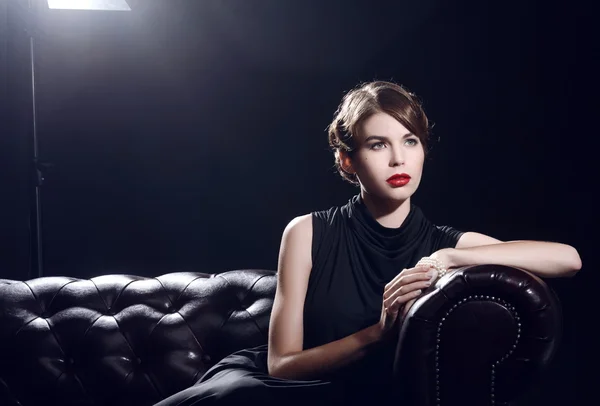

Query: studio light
[[46, 0, 131, 11]]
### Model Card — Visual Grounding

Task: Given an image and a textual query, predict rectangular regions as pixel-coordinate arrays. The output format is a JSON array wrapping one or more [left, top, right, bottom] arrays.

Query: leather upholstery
[[0, 265, 561, 406], [0, 269, 276, 406], [394, 264, 562, 406]]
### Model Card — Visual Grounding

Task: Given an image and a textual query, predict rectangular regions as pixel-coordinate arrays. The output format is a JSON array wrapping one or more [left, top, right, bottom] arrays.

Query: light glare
[[47, 0, 131, 11]]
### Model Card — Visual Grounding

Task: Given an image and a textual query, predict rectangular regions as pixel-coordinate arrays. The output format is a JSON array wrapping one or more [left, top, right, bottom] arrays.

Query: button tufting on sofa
[[0, 266, 561, 406]]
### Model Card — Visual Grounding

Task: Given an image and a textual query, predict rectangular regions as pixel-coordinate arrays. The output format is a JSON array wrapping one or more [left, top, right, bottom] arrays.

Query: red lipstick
[[386, 173, 411, 187]]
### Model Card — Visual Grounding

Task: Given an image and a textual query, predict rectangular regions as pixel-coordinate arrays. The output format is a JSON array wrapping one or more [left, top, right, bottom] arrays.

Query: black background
[[1, 0, 594, 404]]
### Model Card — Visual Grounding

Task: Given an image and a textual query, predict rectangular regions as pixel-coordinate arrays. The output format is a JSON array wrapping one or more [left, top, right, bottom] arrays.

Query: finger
[[384, 280, 431, 308], [402, 298, 417, 318], [387, 289, 422, 314], [385, 265, 431, 291], [384, 269, 437, 296], [384, 270, 437, 299], [385, 268, 407, 292], [388, 290, 421, 315]]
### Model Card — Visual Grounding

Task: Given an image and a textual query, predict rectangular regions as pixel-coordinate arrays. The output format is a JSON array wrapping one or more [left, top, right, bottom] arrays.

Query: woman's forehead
[[360, 113, 411, 139]]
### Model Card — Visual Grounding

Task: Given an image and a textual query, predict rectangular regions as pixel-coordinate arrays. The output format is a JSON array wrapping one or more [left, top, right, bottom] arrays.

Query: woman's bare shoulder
[[280, 214, 313, 251]]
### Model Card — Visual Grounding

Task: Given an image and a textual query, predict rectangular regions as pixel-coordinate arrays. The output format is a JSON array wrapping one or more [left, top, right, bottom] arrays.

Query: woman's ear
[[338, 149, 356, 175]]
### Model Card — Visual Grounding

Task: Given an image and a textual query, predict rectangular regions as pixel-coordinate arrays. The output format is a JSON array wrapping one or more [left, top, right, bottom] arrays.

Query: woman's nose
[[390, 148, 405, 167]]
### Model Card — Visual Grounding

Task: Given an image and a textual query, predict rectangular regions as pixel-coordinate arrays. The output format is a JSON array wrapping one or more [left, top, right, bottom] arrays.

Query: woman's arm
[[434, 236, 581, 278], [267, 215, 385, 380]]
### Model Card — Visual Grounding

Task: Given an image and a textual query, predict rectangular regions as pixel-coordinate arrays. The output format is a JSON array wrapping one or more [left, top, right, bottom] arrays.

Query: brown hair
[[327, 80, 432, 185]]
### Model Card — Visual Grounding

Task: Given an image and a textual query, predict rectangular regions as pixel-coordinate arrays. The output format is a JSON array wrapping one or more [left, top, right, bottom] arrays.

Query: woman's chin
[[363, 188, 412, 204]]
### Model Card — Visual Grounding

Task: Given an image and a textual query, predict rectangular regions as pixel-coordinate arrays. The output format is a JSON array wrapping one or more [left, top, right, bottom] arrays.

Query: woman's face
[[342, 112, 425, 202]]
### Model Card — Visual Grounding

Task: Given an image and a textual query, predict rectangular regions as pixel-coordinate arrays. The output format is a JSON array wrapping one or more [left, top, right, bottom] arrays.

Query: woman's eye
[[370, 142, 386, 150], [370, 139, 418, 149]]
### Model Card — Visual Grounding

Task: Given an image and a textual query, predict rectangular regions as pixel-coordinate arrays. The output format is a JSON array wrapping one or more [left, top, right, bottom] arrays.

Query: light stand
[[23, 0, 131, 278]]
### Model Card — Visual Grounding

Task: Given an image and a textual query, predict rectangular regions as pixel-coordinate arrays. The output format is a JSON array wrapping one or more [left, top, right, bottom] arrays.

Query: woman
[[155, 81, 581, 406]]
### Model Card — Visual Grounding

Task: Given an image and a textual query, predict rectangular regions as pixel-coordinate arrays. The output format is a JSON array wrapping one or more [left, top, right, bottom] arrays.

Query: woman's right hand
[[378, 266, 438, 338]]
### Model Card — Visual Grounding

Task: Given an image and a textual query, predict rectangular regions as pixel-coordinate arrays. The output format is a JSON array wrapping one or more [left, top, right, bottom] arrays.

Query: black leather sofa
[[0, 264, 561, 406]]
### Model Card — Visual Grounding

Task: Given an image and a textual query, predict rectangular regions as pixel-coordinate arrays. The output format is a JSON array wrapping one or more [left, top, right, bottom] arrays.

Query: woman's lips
[[386, 174, 410, 187], [387, 178, 410, 187]]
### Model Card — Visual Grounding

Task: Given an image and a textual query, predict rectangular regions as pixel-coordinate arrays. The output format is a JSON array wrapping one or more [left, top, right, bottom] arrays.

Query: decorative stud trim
[[435, 295, 520, 406]]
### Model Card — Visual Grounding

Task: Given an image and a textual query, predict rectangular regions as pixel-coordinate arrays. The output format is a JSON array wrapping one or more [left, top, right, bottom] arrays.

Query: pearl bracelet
[[416, 256, 448, 278]]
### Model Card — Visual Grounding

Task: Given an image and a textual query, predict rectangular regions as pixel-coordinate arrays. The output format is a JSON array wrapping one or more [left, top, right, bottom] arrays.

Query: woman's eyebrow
[[364, 133, 414, 142]]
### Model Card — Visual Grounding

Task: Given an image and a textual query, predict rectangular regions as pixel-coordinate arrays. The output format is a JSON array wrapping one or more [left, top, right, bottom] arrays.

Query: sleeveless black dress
[[155, 194, 464, 406]]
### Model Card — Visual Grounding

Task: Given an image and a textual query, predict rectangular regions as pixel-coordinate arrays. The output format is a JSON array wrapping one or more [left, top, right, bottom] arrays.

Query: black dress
[[154, 194, 464, 406]]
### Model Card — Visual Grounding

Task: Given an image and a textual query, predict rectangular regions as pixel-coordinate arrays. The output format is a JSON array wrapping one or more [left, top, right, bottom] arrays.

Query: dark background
[[0, 0, 594, 404]]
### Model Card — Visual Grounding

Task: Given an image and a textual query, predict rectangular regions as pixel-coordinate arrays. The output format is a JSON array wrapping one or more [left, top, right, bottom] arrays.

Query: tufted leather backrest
[[0, 269, 276, 406]]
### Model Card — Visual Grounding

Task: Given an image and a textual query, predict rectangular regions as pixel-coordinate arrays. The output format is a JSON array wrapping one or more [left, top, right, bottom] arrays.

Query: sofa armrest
[[393, 264, 562, 406]]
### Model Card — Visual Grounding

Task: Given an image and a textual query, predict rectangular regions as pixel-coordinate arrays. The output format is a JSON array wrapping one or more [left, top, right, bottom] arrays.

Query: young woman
[[155, 81, 581, 406]]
